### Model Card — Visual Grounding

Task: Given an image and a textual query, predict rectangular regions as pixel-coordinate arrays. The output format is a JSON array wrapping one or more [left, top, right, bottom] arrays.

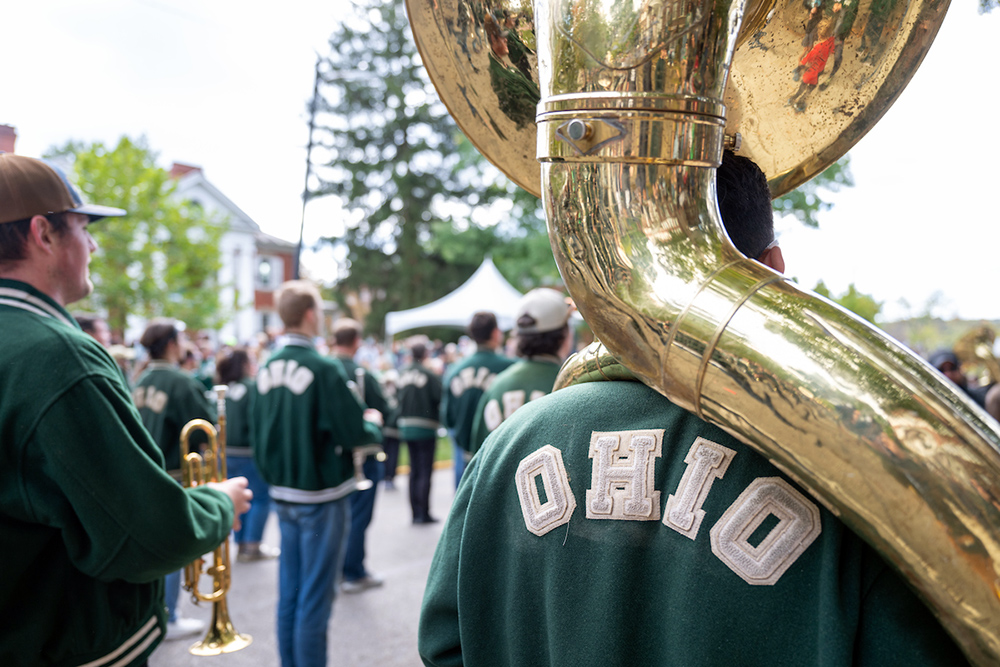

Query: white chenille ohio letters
[[516, 445, 577, 536], [586, 429, 662, 521], [710, 477, 822, 585], [501, 390, 526, 425], [133, 386, 168, 413], [451, 366, 496, 396], [257, 360, 315, 395], [483, 399, 504, 431], [227, 382, 248, 401], [664, 438, 736, 539]]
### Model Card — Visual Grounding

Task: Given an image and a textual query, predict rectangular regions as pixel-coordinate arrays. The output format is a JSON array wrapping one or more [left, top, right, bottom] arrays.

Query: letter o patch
[[515, 445, 577, 536], [710, 477, 822, 586], [257, 368, 272, 394]]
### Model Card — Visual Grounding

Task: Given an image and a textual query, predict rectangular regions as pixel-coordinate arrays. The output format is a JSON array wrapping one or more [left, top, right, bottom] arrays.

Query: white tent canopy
[[384, 257, 523, 338]]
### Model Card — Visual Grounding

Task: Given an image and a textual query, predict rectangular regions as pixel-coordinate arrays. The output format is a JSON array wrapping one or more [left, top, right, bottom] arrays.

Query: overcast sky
[[4, 0, 998, 321]]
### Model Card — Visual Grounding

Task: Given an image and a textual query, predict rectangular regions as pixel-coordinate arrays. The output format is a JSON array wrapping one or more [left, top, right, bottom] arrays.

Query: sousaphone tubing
[[407, 0, 1000, 663]]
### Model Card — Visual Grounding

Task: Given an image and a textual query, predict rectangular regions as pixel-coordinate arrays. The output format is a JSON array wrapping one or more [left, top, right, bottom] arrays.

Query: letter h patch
[[586, 429, 662, 521]]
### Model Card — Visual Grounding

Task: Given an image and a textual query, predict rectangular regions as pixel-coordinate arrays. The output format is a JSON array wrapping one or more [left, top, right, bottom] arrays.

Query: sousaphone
[[406, 0, 1000, 664]]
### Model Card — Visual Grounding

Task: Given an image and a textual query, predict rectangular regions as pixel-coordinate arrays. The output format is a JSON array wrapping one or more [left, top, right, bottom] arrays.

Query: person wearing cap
[[418, 152, 965, 666], [0, 154, 251, 667], [133, 317, 218, 640], [440, 311, 515, 487], [467, 288, 574, 455], [398, 341, 445, 523], [928, 349, 994, 410]]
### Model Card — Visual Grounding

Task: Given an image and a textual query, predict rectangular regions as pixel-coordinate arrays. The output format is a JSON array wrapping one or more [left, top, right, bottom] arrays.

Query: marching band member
[[0, 154, 250, 667], [418, 152, 965, 666], [250, 280, 382, 667], [440, 311, 514, 486]]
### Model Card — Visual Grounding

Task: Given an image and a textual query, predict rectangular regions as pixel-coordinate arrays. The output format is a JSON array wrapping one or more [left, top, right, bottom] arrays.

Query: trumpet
[[178, 384, 252, 656]]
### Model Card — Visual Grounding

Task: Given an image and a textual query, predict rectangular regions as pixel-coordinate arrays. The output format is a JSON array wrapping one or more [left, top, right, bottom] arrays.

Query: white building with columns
[[170, 162, 296, 345]]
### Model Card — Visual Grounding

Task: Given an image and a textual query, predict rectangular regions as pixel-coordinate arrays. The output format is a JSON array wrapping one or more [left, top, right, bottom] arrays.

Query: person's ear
[[759, 245, 785, 274], [306, 305, 322, 334], [29, 215, 57, 255]]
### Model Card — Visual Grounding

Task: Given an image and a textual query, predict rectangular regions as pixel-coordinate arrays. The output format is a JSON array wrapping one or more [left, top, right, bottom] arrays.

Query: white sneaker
[[237, 543, 281, 563], [166, 616, 205, 640], [341, 574, 384, 594]]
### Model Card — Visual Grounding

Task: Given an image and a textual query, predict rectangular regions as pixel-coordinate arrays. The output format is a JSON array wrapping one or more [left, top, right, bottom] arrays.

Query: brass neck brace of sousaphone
[[406, 0, 1000, 662]]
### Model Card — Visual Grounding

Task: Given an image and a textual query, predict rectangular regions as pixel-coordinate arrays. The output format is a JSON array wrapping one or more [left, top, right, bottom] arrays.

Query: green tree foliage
[[424, 138, 558, 291], [772, 156, 853, 228], [312, 0, 857, 336], [814, 280, 883, 324], [46, 136, 226, 334], [311, 0, 527, 334]]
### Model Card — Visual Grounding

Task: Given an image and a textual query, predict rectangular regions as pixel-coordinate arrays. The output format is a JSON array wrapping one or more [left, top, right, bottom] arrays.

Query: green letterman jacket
[[398, 362, 443, 442], [420, 380, 968, 666], [251, 334, 381, 503], [224, 378, 256, 457], [440, 348, 514, 453], [337, 354, 389, 453], [133, 361, 215, 474], [0, 279, 234, 667], [468, 355, 561, 454]]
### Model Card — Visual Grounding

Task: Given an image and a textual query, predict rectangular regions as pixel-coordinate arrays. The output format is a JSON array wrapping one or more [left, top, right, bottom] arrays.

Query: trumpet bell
[[405, 0, 949, 197], [188, 597, 253, 656]]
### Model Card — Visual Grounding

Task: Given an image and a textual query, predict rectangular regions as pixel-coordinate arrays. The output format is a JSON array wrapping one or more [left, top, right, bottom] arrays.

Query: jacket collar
[[279, 333, 315, 349], [0, 278, 78, 329]]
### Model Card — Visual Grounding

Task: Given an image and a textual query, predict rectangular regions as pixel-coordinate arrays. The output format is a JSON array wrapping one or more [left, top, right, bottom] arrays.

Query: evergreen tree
[[311, 0, 855, 336], [311, 0, 519, 333]]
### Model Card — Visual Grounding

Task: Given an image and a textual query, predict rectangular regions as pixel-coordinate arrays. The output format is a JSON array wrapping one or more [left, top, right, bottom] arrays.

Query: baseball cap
[[0, 153, 126, 225], [929, 350, 960, 370], [515, 288, 572, 335]]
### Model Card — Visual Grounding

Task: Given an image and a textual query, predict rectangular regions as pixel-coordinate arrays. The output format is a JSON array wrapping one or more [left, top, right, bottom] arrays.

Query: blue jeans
[[165, 569, 181, 622], [228, 455, 271, 544], [382, 437, 400, 482], [343, 457, 384, 582], [165, 476, 185, 622], [451, 437, 467, 489], [274, 498, 351, 667]]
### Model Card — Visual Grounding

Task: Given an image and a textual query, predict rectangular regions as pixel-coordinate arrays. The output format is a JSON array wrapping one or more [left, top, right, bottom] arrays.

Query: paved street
[[151, 467, 457, 666]]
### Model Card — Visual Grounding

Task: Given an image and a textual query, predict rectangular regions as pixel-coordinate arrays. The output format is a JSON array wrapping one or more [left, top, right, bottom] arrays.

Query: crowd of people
[[2, 149, 995, 666]]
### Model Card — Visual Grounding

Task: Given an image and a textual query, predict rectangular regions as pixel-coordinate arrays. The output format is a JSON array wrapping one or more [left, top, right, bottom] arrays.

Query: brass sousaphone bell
[[406, 0, 1000, 663]]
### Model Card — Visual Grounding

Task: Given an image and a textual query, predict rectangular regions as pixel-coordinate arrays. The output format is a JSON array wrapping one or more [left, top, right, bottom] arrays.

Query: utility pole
[[294, 54, 321, 280]]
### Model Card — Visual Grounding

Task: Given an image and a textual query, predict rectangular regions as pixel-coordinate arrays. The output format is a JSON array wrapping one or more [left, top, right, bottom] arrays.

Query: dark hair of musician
[[516, 324, 568, 358], [716, 150, 775, 260], [468, 311, 499, 344], [216, 348, 251, 385], [0, 214, 70, 267], [412, 342, 428, 362], [140, 319, 179, 360], [74, 313, 102, 336], [332, 318, 362, 348]]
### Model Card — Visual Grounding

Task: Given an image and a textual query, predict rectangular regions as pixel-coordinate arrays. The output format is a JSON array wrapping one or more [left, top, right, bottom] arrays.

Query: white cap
[[515, 288, 572, 335]]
